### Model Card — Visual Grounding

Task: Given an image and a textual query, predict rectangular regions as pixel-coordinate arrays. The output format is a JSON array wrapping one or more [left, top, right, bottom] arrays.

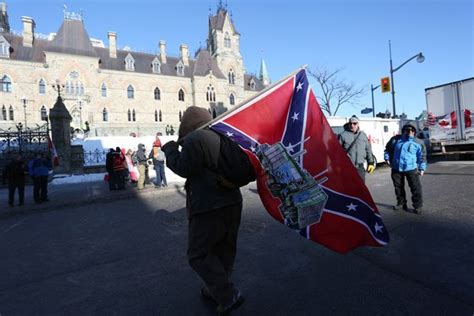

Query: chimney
[[21, 16, 35, 47], [159, 40, 166, 64], [180, 44, 189, 66], [108, 31, 117, 58]]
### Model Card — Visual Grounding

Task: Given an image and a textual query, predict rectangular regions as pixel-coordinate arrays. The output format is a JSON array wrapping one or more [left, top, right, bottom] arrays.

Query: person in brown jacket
[[162, 106, 244, 315]]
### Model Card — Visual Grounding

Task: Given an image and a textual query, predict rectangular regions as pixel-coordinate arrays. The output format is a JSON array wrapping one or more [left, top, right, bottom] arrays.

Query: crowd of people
[[105, 136, 168, 191]]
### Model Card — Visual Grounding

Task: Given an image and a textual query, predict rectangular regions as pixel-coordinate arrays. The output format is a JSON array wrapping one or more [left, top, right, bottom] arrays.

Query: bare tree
[[308, 68, 365, 116]]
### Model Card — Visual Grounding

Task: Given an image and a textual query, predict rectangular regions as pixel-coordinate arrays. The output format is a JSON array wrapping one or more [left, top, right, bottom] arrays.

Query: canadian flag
[[437, 111, 457, 129], [48, 135, 59, 167]]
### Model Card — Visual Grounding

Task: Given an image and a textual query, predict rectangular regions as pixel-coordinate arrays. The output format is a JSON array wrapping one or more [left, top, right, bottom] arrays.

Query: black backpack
[[210, 129, 256, 189]]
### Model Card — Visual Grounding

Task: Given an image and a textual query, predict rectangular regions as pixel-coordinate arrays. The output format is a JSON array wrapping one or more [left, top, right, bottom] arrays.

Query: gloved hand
[[161, 140, 178, 155], [367, 164, 375, 174]]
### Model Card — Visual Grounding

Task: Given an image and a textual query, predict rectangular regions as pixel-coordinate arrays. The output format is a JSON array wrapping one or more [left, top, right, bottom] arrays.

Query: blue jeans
[[154, 161, 167, 186]]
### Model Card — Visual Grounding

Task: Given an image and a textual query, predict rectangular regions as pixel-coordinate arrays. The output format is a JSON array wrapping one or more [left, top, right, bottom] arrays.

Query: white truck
[[425, 77, 474, 154], [327, 117, 401, 165]]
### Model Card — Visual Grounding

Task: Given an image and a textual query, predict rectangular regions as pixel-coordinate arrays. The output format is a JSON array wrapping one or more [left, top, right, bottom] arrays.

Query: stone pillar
[[49, 96, 72, 174]]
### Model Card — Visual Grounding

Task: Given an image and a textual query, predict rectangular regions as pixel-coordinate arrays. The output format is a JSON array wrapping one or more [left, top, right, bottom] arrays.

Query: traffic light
[[381, 77, 391, 93]]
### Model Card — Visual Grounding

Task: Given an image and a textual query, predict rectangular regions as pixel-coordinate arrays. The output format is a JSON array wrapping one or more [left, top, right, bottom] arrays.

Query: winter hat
[[349, 115, 359, 124], [402, 123, 417, 133], [153, 138, 162, 147], [178, 106, 212, 140]]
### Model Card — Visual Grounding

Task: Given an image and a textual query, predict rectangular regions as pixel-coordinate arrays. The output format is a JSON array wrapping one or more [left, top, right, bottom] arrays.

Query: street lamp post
[[371, 84, 381, 118], [20, 96, 27, 128], [389, 40, 425, 117]]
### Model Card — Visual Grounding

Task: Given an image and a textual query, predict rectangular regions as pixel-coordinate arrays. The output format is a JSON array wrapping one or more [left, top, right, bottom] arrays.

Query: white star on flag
[[226, 131, 234, 137], [250, 145, 256, 152], [286, 143, 295, 153], [374, 222, 384, 233], [346, 203, 358, 211], [296, 82, 304, 92], [291, 112, 299, 122]]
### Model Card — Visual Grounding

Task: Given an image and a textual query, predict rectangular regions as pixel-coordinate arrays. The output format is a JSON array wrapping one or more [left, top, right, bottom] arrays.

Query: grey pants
[[187, 203, 242, 306]]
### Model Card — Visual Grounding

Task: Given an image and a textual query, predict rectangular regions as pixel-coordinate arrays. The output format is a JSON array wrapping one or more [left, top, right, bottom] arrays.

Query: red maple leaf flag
[[48, 135, 59, 167], [210, 68, 389, 254]]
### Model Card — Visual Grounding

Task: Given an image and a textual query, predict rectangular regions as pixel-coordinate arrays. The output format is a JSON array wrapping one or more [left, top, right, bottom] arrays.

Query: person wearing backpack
[[384, 123, 427, 214], [337, 116, 375, 182], [162, 106, 245, 315]]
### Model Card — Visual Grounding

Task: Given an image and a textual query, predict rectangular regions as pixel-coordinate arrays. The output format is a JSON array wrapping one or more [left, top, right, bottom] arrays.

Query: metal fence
[[83, 149, 108, 166]]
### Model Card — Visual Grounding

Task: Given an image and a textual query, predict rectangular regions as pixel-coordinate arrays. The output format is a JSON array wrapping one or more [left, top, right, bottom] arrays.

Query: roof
[[47, 19, 97, 57], [244, 74, 265, 91], [209, 9, 239, 35], [193, 49, 225, 79]]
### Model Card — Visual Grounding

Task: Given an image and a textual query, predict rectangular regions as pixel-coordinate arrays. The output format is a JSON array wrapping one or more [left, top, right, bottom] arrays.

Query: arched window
[[224, 32, 231, 48], [154, 87, 161, 100], [0, 40, 9, 57], [8, 105, 14, 120], [176, 61, 184, 76], [102, 108, 108, 122], [154, 110, 158, 122], [0, 75, 12, 92], [229, 93, 235, 106], [127, 109, 131, 122], [250, 79, 256, 90], [79, 83, 84, 96], [228, 69, 235, 85], [40, 105, 48, 121], [75, 82, 79, 95], [206, 85, 216, 102], [101, 83, 107, 97], [212, 108, 217, 119], [39, 79, 46, 95], [127, 85, 134, 99], [125, 54, 135, 71], [66, 81, 71, 95], [1, 105, 6, 120], [178, 89, 185, 102], [159, 110, 162, 122], [152, 58, 161, 74], [132, 109, 136, 121], [179, 110, 182, 122]]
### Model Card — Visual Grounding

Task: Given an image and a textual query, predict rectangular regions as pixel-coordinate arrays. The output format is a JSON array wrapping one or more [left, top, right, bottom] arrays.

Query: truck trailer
[[425, 78, 474, 154]]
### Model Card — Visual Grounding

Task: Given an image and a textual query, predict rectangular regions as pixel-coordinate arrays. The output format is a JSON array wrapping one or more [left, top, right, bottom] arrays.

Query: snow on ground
[[74, 135, 178, 153]]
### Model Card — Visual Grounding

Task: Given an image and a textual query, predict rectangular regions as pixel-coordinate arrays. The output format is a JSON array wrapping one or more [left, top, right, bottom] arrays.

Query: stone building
[[0, 2, 270, 136]]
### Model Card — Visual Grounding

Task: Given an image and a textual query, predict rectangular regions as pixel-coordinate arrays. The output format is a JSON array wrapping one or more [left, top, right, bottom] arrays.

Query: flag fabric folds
[[210, 68, 389, 254], [48, 135, 59, 167]]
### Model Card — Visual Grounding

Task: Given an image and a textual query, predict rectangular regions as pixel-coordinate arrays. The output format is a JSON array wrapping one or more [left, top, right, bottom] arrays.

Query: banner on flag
[[209, 68, 389, 254]]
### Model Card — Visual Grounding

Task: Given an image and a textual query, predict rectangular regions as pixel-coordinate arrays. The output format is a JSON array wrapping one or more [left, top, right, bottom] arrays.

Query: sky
[[5, 0, 473, 119]]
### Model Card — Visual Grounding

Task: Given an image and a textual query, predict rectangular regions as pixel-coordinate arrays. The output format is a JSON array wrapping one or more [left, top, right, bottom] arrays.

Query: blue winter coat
[[31, 157, 52, 177], [384, 135, 427, 172]]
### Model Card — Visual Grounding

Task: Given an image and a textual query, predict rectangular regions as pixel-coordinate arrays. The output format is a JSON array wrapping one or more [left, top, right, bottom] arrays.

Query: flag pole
[[204, 64, 308, 127]]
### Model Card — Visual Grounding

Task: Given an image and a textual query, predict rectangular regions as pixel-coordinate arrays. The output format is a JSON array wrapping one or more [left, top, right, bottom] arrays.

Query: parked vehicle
[[425, 77, 474, 155], [327, 117, 401, 165]]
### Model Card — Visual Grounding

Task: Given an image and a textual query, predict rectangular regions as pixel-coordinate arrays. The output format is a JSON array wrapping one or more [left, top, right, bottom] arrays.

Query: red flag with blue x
[[210, 68, 389, 254]]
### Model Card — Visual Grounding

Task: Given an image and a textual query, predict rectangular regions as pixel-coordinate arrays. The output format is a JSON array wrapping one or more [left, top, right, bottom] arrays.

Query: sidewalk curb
[[0, 182, 185, 221]]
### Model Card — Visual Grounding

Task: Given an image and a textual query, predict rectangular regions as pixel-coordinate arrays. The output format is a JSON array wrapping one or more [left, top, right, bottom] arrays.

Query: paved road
[[0, 161, 473, 315]]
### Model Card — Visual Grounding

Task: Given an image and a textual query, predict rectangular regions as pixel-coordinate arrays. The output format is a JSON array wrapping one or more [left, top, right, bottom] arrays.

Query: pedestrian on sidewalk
[[113, 147, 126, 190], [162, 106, 245, 315], [149, 139, 167, 188], [338, 116, 375, 182], [2, 153, 27, 207], [384, 123, 427, 214], [136, 143, 148, 190], [31, 152, 52, 203], [106, 148, 117, 190], [125, 149, 138, 183]]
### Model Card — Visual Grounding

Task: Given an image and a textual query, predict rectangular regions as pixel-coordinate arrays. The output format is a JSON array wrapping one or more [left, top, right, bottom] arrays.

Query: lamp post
[[20, 96, 27, 128], [371, 84, 381, 118], [389, 40, 425, 117]]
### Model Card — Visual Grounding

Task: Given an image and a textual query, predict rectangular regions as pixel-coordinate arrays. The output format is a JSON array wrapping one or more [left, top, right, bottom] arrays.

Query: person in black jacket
[[162, 106, 244, 315], [3, 153, 27, 207], [136, 143, 149, 190], [105, 148, 116, 190]]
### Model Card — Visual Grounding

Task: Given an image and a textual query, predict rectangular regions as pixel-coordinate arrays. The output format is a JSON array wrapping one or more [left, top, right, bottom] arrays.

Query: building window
[[127, 85, 134, 99], [40, 105, 48, 121], [1, 105, 6, 120], [101, 83, 107, 97], [159, 110, 162, 122], [224, 32, 231, 48], [125, 54, 135, 71], [250, 79, 256, 90], [39, 79, 46, 95], [0, 40, 9, 57], [152, 58, 161, 74], [75, 82, 79, 95], [178, 89, 185, 102], [127, 109, 131, 122], [154, 110, 158, 122], [176, 62, 184, 76], [154, 87, 161, 100], [206, 85, 216, 102], [79, 83, 84, 96], [179, 110, 182, 122], [0, 75, 12, 92], [132, 109, 136, 121], [228, 69, 235, 85], [229, 93, 235, 106], [102, 108, 108, 122], [8, 105, 14, 120]]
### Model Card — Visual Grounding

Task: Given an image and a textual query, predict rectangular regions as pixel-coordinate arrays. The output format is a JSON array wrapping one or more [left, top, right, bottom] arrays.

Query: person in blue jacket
[[384, 123, 427, 214], [31, 152, 52, 203]]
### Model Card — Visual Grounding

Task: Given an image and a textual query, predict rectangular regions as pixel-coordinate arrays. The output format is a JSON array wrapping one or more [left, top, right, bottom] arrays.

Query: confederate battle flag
[[210, 68, 389, 254]]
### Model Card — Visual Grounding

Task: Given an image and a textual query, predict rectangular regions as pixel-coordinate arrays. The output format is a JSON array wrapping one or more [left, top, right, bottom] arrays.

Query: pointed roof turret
[[259, 58, 270, 86], [0, 2, 10, 33], [48, 18, 97, 57]]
